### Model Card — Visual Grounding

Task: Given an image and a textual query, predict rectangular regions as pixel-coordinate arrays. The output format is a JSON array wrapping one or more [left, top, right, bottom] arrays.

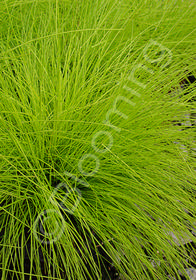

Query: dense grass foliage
[[0, 0, 196, 279]]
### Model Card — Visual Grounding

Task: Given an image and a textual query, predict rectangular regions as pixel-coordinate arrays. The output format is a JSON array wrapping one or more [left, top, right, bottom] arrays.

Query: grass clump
[[0, 0, 196, 279]]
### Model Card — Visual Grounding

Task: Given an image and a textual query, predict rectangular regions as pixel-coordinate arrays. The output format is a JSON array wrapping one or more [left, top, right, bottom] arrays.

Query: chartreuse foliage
[[0, 0, 195, 279]]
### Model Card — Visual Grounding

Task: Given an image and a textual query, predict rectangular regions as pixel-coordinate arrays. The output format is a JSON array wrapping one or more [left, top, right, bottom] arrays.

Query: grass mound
[[0, 0, 195, 279]]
